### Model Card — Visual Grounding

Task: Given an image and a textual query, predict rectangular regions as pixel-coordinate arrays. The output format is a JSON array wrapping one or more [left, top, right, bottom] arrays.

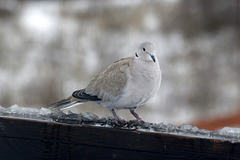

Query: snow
[[0, 105, 239, 143], [0, 105, 52, 121], [0, 105, 51, 115], [218, 127, 240, 139]]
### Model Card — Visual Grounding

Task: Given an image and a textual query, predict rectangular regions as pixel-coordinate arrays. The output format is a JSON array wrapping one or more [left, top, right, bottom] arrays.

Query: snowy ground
[[0, 105, 239, 143]]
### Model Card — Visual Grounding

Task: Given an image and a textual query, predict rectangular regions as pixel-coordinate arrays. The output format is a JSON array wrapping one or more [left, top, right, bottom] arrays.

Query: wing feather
[[85, 56, 134, 101], [72, 89, 101, 101]]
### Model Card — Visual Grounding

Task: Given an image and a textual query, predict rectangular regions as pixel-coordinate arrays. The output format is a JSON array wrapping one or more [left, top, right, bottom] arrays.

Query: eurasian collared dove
[[49, 41, 162, 124]]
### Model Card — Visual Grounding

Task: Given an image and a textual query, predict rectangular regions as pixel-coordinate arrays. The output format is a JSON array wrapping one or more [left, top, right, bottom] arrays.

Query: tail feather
[[48, 96, 80, 110]]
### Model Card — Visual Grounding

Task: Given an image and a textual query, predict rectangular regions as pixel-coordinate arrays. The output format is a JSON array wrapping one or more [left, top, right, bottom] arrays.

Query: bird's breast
[[124, 61, 161, 106]]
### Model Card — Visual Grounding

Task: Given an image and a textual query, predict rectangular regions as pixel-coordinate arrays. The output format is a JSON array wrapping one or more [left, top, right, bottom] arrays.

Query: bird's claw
[[114, 118, 128, 125]]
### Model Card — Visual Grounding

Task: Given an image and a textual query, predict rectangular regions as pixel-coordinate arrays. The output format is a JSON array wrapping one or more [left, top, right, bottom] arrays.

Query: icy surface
[[0, 105, 51, 115], [0, 105, 239, 143], [0, 105, 51, 120], [218, 127, 240, 139]]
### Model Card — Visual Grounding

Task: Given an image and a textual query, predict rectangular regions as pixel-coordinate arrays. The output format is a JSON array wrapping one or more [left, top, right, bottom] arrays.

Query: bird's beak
[[150, 54, 156, 63]]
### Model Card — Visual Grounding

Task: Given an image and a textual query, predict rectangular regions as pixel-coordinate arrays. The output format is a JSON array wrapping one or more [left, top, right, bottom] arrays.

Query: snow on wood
[[0, 105, 239, 159]]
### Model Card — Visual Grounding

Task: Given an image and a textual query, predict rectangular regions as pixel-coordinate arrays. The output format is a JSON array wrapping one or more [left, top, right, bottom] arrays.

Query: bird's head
[[135, 41, 156, 63]]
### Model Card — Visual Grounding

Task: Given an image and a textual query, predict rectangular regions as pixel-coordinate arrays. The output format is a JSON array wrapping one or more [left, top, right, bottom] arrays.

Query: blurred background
[[0, 0, 239, 130]]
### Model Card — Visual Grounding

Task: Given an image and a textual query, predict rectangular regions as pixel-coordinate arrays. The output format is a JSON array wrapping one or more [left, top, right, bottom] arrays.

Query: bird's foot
[[114, 117, 127, 125], [109, 109, 127, 125], [137, 118, 145, 123], [129, 109, 144, 123]]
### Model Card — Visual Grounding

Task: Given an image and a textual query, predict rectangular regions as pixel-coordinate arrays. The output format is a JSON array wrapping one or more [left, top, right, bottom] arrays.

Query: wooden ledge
[[0, 116, 239, 160]]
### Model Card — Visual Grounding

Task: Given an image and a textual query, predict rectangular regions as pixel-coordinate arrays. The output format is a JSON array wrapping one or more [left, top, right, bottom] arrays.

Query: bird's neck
[[132, 58, 160, 79]]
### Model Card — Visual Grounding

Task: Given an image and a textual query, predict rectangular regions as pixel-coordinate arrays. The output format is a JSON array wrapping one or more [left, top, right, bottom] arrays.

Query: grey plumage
[[48, 41, 162, 124]]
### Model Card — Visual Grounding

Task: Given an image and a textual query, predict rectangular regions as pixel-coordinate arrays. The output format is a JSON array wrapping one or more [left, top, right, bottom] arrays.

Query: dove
[[49, 41, 162, 124]]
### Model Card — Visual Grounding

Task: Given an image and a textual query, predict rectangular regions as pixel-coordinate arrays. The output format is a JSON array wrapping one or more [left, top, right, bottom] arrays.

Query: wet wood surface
[[0, 116, 239, 160]]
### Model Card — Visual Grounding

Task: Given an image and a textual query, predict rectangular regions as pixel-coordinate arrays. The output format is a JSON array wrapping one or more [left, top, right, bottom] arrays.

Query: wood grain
[[0, 117, 239, 160]]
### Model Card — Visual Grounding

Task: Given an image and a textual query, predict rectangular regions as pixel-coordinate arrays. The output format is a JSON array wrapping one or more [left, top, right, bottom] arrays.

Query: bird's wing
[[72, 89, 101, 101], [84, 56, 134, 101]]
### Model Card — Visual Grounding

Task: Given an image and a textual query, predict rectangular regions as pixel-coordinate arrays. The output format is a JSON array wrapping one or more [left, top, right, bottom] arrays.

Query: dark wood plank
[[0, 117, 239, 160]]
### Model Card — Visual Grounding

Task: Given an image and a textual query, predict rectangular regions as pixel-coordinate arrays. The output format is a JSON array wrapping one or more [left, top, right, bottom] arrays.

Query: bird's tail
[[48, 96, 81, 110]]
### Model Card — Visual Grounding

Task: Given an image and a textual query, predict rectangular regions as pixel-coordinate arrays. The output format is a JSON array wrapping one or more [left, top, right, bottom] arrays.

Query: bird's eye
[[143, 48, 145, 51]]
